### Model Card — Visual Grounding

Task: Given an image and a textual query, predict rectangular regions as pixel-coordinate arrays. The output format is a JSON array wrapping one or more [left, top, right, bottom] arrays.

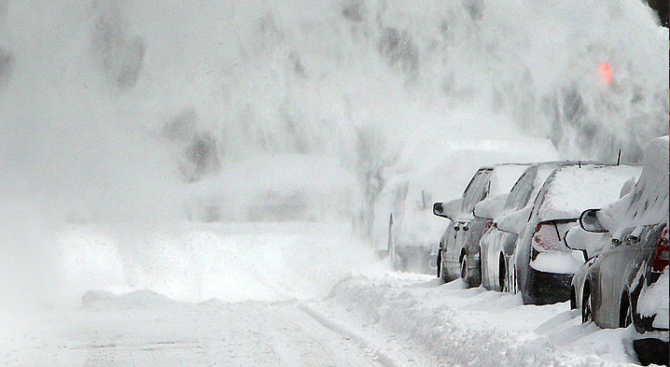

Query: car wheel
[[460, 256, 467, 280], [620, 293, 633, 328], [509, 264, 517, 294], [436, 251, 442, 279], [582, 288, 593, 323], [498, 254, 506, 292]]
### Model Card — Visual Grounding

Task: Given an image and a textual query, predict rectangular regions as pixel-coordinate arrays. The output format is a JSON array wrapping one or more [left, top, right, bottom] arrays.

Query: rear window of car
[[534, 165, 642, 221]]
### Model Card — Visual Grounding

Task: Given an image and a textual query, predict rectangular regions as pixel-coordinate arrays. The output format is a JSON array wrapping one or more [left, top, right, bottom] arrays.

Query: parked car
[[478, 162, 570, 291], [497, 163, 642, 305], [433, 164, 531, 287], [374, 141, 559, 275], [567, 136, 669, 366]]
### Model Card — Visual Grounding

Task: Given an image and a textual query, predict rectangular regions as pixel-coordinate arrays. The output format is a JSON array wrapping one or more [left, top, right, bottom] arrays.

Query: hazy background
[[0, 0, 667, 312]]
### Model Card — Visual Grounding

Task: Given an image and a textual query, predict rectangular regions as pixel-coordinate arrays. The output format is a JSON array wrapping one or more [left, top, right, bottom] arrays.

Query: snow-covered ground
[[0, 222, 651, 367], [0, 1, 667, 366]]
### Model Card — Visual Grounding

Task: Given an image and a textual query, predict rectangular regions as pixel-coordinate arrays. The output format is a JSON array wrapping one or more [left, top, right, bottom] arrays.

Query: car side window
[[505, 167, 537, 211], [528, 174, 552, 221], [462, 169, 492, 213]]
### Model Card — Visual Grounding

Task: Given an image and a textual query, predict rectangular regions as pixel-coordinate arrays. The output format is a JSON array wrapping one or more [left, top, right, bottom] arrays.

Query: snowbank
[[51, 222, 378, 306], [321, 273, 645, 366], [637, 268, 669, 329]]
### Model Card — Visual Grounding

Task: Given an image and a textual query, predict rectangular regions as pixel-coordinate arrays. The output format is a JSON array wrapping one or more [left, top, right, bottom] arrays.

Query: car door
[[595, 227, 638, 328], [457, 169, 492, 260], [444, 169, 490, 267]]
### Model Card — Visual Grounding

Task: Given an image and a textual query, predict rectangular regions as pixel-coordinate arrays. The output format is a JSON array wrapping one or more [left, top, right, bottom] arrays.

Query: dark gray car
[[567, 136, 669, 366]]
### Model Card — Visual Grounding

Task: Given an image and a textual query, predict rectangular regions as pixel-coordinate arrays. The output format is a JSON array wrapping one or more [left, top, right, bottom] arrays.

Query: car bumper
[[523, 268, 573, 305], [633, 336, 669, 366]]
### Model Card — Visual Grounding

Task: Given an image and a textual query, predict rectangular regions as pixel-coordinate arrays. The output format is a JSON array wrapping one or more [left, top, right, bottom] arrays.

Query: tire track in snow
[[297, 303, 403, 367]]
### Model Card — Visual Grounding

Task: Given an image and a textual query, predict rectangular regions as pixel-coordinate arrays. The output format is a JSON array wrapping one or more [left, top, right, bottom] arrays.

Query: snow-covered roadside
[[0, 222, 653, 367], [311, 271, 644, 367]]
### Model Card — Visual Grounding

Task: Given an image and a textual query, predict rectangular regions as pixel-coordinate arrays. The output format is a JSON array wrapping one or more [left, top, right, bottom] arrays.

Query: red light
[[599, 63, 613, 84]]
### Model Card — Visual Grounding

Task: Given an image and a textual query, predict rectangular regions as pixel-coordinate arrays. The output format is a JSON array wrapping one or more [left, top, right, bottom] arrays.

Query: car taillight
[[652, 226, 669, 273], [533, 222, 562, 252], [531, 221, 575, 256]]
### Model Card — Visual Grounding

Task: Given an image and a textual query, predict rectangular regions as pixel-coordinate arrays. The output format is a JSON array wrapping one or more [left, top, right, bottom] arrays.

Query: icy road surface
[[0, 222, 649, 367]]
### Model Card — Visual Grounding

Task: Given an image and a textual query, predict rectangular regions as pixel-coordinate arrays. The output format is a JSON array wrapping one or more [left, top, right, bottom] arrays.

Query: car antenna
[[616, 150, 622, 166]]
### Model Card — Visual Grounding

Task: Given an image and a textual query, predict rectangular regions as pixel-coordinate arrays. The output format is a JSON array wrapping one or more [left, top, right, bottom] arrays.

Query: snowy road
[[3, 296, 389, 367], [0, 222, 395, 367]]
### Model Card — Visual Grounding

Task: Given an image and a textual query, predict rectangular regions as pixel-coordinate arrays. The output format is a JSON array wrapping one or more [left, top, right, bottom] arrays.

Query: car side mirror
[[565, 225, 610, 259], [564, 229, 589, 261], [433, 198, 462, 221], [495, 206, 531, 235], [579, 209, 608, 233], [433, 202, 445, 217], [473, 193, 507, 220]]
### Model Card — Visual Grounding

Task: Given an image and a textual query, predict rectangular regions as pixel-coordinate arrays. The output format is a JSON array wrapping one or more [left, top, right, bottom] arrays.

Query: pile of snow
[[637, 268, 669, 329], [51, 222, 378, 306], [319, 272, 645, 366]]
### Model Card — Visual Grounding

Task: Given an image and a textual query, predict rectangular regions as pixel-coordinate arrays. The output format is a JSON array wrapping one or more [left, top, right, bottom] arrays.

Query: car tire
[[499, 254, 506, 292], [439, 251, 450, 282], [436, 251, 442, 279], [620, 292, 633, 328], [460, 255, 467, 280], [582, 287, 593, 323]]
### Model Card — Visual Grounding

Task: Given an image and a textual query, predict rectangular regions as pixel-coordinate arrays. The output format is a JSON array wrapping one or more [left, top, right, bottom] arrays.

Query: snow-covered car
[[566, 136, 669, 366], [500, 163, 642, 305], [387, 178, 443, 274], [433, 164, 531, 287], [478, 162, 575, 292], [373, 140, 559, 275]]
